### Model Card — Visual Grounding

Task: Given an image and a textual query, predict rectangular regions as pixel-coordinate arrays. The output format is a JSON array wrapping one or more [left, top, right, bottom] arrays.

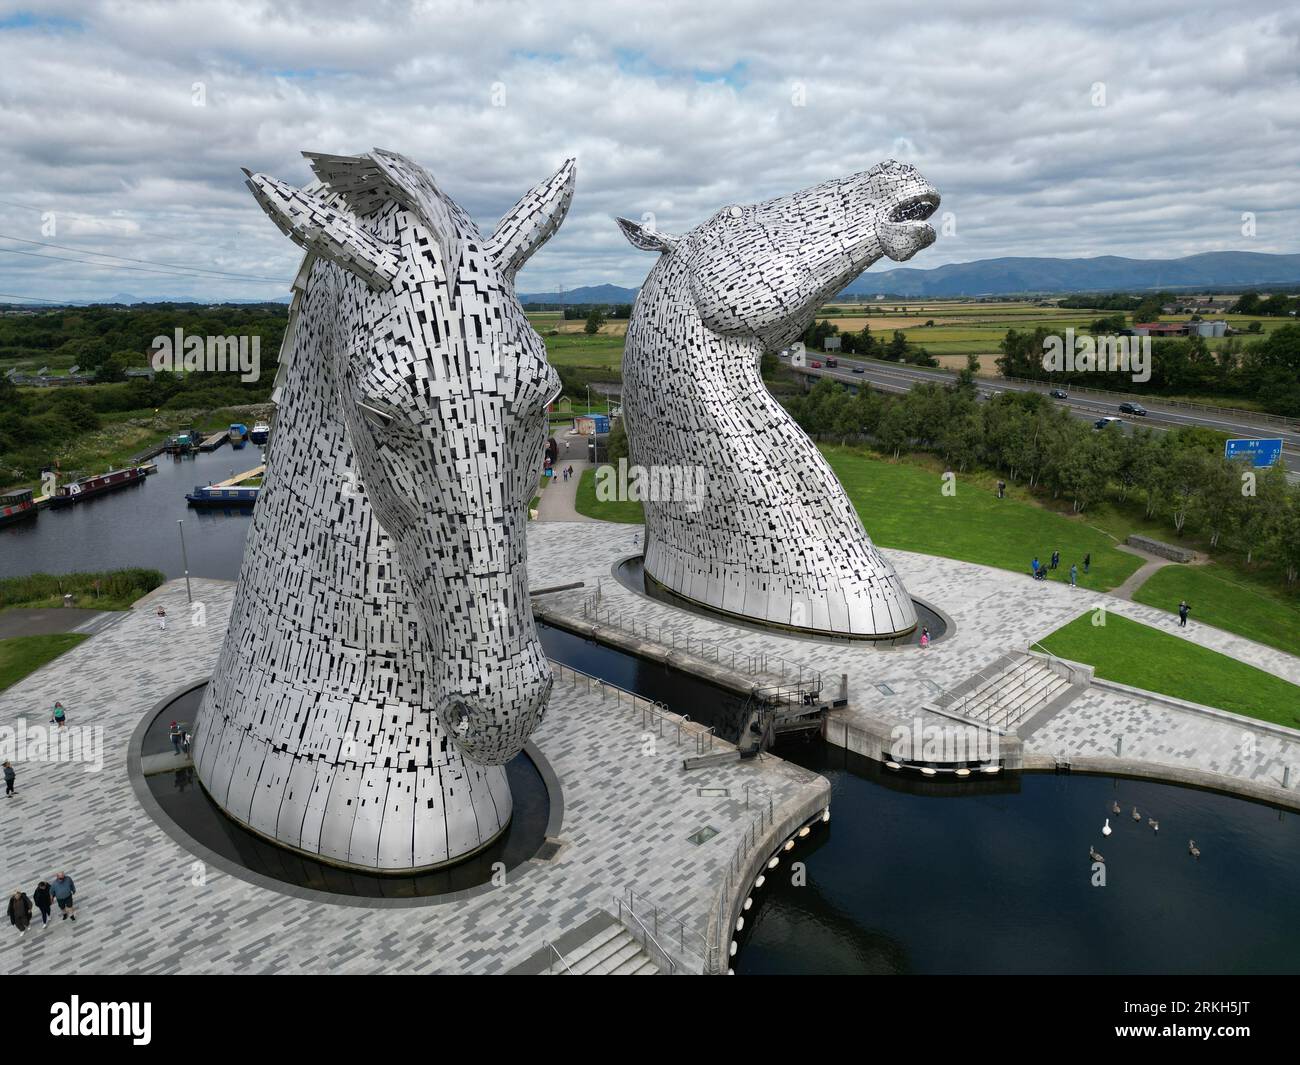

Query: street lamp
[[177, 519, 192, 603]]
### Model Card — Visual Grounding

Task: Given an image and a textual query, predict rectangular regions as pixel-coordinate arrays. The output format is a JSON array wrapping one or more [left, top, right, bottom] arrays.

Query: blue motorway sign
[[1224, 438, 1283, 467]]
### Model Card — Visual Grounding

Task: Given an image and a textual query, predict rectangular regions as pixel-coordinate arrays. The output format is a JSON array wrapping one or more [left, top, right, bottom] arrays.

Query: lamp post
[[177, 519, 192, 603]]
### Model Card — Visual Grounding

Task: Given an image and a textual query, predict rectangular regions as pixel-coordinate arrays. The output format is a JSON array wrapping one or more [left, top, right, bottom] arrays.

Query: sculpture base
[[615, 556, 948, 646], [134, 682, 556, 897]]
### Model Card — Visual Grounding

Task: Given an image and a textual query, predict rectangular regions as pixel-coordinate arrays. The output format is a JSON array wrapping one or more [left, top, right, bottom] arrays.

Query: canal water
[[0, 447, 255, 580], [539, 625, 1300, 975]]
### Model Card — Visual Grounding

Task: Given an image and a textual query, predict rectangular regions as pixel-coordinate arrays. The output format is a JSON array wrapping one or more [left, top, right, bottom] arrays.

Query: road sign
[[1225, 438, 1283, 467]]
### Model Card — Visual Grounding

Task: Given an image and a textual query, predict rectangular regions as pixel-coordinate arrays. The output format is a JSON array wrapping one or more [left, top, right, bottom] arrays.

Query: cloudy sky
[[0, 0, 1297, 303]]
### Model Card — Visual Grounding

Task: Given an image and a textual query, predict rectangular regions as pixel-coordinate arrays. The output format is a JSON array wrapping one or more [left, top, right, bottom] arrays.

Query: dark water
[[738, 740, 1300, 974], [0, 447, 256, 580], [143, 686, 549, 899], [537, 623, 1300, 975], [537, 619, 751, 742], [613, 555, 947, 646]]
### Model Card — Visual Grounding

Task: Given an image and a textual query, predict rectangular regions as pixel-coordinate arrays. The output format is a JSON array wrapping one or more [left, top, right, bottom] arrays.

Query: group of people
[[557, 464, 577, 482], [1031, 550, 1091, 588], [8, 873, 78, 935], [169, 720, 192, 755]]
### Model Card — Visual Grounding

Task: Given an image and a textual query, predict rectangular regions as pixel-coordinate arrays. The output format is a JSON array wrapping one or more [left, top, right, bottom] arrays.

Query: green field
[[541, 332, 624, 369], [0, 633, 89, 692], [574, 466, 646, 523], [820, 446, 1142, 591], [1132, 564, 1300, 657], [1039, 612, 1300, 727]]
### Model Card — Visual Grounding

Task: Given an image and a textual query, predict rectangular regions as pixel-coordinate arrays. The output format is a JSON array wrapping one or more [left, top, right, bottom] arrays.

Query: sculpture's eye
[[358, 396, 400, 431]]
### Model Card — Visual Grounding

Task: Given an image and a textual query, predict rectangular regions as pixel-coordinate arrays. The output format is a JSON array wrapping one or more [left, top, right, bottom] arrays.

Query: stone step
[[561, 923, 625, 971]]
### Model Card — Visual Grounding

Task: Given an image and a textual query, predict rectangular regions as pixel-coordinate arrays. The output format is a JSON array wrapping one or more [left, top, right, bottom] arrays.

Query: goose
[[1188, 839, 1200, 859], [1102, 818, 1112, 837], [1089, 845, 1105, 863], [1131, 806, 1141, 822], [1111, 801, 1121, 815], [1148, 818, 1159, 833]]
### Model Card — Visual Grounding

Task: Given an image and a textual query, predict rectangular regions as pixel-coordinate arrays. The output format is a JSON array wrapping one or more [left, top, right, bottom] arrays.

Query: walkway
[[526, 523, 1300, 800], [0, 607, 120, 639], [1108, 542, 1174, 602], [2, 579, 826, 975], [535, 455, 594, 523]]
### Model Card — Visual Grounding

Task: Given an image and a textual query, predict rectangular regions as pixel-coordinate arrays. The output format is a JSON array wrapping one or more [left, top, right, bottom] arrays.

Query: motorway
[[789, 354, 1300, 471]]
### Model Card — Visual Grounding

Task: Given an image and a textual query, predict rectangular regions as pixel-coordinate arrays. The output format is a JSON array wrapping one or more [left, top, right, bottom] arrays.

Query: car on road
[[809, 360, 822, 368], [852, 366, 864, 373], [1049, 389, 1069, 399], [824, 357, 838, 367], [1119, 402, 1147, 416], [1094, 416, 1124, 430]]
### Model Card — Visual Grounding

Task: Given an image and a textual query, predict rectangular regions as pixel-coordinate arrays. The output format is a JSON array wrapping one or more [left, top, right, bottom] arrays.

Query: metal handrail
[[543, 940, 574, 975], [616, 897, 677, 975], [549, 659, 715, 753], [578, 598, 822, 692], [621, 888, 713, 970]]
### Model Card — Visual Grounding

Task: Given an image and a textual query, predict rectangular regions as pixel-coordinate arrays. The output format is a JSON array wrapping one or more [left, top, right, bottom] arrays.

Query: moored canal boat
[[0, 488, 38, 526], [186, 483, 260, 508], [47, 466, 149, 508], [249, 422, 270, 445]]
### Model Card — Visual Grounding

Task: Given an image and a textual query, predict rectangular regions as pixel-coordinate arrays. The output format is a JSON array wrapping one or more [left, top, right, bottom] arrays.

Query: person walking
[[51, 702, 66, 729], [1031, 556, 1040, 577], [8, 890, 32, 935], [3, 760, 13, 797], [1083, 552, 1091, 574], [49, 872, 76, 921], [1178, 600, 1191, 628], [32, 881, 52, 927], [156, 605, 167, 630], [1050, 550, 1060, 571], [996, 479, 1005, 499], [919, 626, 930, 649], [169, 721, 184, 755], [1069, 563, 1078, 588]]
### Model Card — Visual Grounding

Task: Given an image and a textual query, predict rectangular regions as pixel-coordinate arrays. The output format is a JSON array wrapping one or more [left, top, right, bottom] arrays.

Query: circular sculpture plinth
[[133, 683, 561, 903]]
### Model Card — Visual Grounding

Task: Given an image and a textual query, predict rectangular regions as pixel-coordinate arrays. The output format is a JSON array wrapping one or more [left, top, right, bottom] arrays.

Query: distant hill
[[520, 283, 639, 305], [841, 251, 1300, 298]]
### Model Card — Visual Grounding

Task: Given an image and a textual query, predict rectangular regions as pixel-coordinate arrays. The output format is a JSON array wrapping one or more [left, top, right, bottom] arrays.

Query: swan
[[1188, 839, 1200, 859], [1111, 801, 1121, 815], [1148, 818, 1159, 833], [1131, 806, 1141, 822], [1089, 846, 1105, 863], [1102, 818, 1112, 836]]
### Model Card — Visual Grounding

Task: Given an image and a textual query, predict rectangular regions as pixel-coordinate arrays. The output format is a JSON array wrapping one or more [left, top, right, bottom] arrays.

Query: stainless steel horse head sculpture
[[194, 149, 573, 871], [617, 161, 940, 638]]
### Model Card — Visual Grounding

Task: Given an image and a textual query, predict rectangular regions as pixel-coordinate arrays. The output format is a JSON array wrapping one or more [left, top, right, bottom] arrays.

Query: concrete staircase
[[929, 652, 1088, 732], [550, 922, 659, 975]]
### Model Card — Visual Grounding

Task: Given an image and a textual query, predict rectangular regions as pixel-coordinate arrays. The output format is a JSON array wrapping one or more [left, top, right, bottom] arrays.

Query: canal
[[0, 447, 255, 580]]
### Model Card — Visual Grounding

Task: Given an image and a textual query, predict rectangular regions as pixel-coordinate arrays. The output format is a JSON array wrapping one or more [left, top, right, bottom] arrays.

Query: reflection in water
[[737, 740, 1300, 975], [1, 448, 257, 580]]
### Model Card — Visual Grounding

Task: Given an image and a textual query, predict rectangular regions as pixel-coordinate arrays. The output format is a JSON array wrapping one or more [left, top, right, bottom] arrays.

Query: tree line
[[784, 375, 1300, 586]]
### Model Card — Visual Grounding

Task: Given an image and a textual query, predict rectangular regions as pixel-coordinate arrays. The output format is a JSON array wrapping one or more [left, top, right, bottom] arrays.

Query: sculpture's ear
[[243, 169, 401, 292], [486, 158, 576, 282], [616, 216, 677, 254]]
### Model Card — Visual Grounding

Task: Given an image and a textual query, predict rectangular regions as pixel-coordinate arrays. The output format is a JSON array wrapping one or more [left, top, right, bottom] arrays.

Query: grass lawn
[[1038, 612, 1300, 728], [1132, 564, 1300, 657], [0, 633, 89, 692], [574, 466, 646, 523], [820, 446, 1142, 592], [542, 333, 625, 369]]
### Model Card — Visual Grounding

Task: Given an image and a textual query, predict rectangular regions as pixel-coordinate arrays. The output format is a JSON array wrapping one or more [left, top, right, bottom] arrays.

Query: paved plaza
[[3, 521, 1297, 975], [0, 578, 826, 975], [528, 523, 1300, 798]]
